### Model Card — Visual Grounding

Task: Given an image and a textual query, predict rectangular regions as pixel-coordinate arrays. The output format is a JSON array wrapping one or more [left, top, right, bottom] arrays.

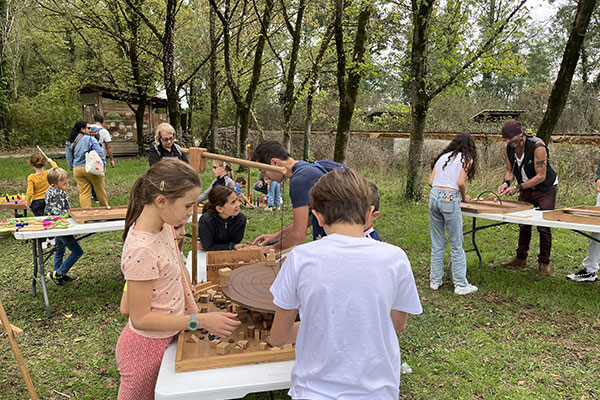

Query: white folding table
[[155, 250, 293, 400], [462, 208, 600, 267], [13, 218, 125, 317]]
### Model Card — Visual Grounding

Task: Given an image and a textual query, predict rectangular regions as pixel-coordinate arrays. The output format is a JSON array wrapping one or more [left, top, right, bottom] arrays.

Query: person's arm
[[498, 145, 514, 195], [229, 214, 246, 248], [65, 142, 74, 170], [26, 175, 34, 205], [595, 160, 600, 187], [428, 165, 436, 187], [128, 280, 240, 337], [391, 310, 408, 332], [197, 180, 215, 203], [457, 160, 472, 202], [503, 145, 548, 196], [257, 205, 310, 252], [105, 141, 115, 168], [270, 306, 300, 347]]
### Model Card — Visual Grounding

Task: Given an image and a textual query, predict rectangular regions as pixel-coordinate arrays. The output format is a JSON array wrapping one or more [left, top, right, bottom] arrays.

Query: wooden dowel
[[0, 298, 39, 400], [182, 147, 287, 175], [35, 146, 50, 162], [0, 320, 23, 337], [192, 202, 198, 285]]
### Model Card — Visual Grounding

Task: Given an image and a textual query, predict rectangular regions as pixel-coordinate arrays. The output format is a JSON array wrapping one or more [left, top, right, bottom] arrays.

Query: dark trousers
[[516, 185, 557, 264], [30, 199, 46, 216]]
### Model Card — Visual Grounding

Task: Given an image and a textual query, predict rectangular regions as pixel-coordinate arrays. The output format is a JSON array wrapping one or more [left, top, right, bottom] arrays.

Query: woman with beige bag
[[65, 120, 109, 208]]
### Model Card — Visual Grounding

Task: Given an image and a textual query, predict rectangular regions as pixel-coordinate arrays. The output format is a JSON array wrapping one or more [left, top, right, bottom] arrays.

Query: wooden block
[[238, 340, 249, 350], [261, 329, 268, 339], [283, 344, 294, 351], [216, 341, 231, 355], [266, 249, 276, 267], [259, 341, 268, 350], [186, 333, 199, 343], [238, 331, 246, 340], [238, 310, 248, 322], [254, 329, 261, 341], [247, 325, 255, 337], [232, 304, 239, 313], [218, 267, 232, 288], [200, 306, 208, 313], [215, 298, 227, 305], [270, 346, 282, 352], [198, 294, 210, 303], [251, 312, 263, 324], [210, 339, 221, 349], [232, 345, 243, 354]]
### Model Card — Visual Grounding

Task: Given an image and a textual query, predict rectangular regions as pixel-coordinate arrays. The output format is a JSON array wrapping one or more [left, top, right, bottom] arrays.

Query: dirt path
[[0, 147, 65, 158]]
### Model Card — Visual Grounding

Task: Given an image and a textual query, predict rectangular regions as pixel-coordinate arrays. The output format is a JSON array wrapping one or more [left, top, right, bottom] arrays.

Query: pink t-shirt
[[121, 223, 197, 338]]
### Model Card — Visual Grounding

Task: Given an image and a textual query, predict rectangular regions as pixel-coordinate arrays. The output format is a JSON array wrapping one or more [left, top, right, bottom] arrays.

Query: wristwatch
[[515, 184, 522, 193], [187, 314, 199, 331]]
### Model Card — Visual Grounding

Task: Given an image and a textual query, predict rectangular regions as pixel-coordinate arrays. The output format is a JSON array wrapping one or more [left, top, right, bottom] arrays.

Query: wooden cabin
[[79, 84, 169, 155]]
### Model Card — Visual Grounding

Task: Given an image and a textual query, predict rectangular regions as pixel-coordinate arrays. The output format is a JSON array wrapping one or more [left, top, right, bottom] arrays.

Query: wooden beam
[[183, 147, 287, 175]]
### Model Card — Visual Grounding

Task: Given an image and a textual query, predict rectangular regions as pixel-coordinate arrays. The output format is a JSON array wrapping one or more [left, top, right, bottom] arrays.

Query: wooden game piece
[[219, 267, 232, 288], [232, 345, 243, 354], [186, 333, 199, 343], [238, 331, 246, 340], [216, 342, 231, 355], [261, 329, 268, 339], [270, 346, 282, 352], [237, 310, 248, 322], [254, 329, 261, 341], [200, 306, 208, 313], [232, 304, 239, 313], [252, 311, 263, 324], [247, 325, 255, 337], [283, 344, 294, 351], [238, 340, 249, 350], [259, 342, 268, 350], [266, 249, 276, 267], [210, 339, 221, 349], [0, 320, 23, 337], [198, 294, 210, 303]]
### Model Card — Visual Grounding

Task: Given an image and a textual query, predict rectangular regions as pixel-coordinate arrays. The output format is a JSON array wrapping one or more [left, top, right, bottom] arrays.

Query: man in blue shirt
[[251, 140, 345, 252]]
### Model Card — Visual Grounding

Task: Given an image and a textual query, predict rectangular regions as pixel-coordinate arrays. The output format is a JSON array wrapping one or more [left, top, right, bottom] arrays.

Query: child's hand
[[200, 312, 241, 338], [463, 195, 472, 202]]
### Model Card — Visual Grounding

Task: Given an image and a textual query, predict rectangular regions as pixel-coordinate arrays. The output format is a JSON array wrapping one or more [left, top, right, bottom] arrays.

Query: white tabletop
[[185, 250, 208, 283], [12, 218, 125, 240], [462, 208, 600, 233], [155, 341, 293, 400]]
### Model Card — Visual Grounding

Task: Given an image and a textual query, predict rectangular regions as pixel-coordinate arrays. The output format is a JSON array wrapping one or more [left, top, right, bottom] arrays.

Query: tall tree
[[536, 0, 598, 143], [332, 0, 373, 163], [210, 0, 275, 158], [404, 0, 528, 201]]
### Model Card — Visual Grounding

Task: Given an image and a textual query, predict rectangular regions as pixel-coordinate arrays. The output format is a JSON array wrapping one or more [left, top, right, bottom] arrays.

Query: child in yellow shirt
[[26, 152, 58, 216]]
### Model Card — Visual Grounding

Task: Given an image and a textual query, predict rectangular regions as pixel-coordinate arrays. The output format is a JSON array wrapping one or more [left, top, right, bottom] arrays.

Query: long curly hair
[[68, 121, 88, 143], [431, 133, 478, 181]]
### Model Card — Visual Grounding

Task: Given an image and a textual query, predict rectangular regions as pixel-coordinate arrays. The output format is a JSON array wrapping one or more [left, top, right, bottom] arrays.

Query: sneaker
[[265, 206, 274, 211], [566, 269, 598, 282], [501, 258, 527, 268], [47, 271, 65, 286], [41, 241, 48, 249], [455, 284, 478, 295], [62, 274, 79, 282], [430, 281, 443, 290]]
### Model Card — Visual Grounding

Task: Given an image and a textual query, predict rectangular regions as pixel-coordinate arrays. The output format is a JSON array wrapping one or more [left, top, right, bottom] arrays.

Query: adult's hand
[[252, 232, 278, 246], [463, 194, 472, 202], [110, 159, 115, 168], [498, 183, 509, 195]]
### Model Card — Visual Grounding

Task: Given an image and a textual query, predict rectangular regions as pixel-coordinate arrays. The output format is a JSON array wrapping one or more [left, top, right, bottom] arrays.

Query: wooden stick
[[192, 202, 199, 285], [0, 298, 39, 399], [0, 320, 23, 337], [35, 146, 50, 162], [204, 152, 286, 174]]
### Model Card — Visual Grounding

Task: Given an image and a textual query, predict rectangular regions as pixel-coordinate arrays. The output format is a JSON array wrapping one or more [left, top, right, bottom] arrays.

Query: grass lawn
[[1, 154, 599, 399]]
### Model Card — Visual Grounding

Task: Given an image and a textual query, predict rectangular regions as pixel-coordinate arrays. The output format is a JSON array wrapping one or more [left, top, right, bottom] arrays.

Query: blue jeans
[[429, 187, 468, 287], [53, 235, 83, 276], [268, 181, 281, 207]]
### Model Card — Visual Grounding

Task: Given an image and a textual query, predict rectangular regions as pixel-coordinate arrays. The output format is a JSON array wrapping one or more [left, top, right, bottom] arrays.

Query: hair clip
[[159, 180, 165, 191]]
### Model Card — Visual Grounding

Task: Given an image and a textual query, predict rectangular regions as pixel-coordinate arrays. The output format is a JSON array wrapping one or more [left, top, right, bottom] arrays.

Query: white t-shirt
[[432, 152, 463, 190], [94, 125, 112, 154], [270, 234, 422, 400]]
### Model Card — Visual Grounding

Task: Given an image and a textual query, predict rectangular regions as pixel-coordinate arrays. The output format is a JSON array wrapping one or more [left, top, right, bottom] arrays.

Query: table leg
[[31, 239, 38, 298], [35, 238, 51, 318], [469, 217, 483, 268]]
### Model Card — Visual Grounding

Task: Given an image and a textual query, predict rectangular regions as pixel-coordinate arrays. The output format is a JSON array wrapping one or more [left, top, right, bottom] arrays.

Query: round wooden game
[[221, 262, 281, 314]]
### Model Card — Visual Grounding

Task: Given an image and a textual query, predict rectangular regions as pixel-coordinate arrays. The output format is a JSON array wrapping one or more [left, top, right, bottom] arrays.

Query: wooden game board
[[542, 206, 600, 225], [221, 262, 281, 314], [68, 206, 127, 224], [205, 249, 265, 283], [461, 199, 533, 214], [175, 288, 294, 372]]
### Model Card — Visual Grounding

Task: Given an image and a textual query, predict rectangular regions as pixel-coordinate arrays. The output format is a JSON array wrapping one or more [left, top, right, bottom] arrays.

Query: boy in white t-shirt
[[270, 168, 422, 400]]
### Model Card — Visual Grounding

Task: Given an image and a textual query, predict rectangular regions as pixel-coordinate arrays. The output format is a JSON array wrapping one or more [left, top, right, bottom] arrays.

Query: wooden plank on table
[[562, 206, 600, 217], [543, 209, 600, 225], [461, 199, 533, 214], [68, 206, 127, 224], [0, 320, 24, 337]]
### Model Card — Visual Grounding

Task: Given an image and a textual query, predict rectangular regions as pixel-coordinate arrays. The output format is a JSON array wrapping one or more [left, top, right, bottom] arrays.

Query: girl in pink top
[[115, 159, 240, 400]]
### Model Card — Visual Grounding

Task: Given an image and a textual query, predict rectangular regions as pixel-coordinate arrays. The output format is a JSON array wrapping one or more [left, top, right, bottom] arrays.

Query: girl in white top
[[428, 133, 478, 295]]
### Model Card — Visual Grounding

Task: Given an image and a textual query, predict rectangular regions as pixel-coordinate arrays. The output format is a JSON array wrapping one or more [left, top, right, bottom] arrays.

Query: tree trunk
[[536, 0, 597, 143], [303, 91, 313, 161], [281, 0, 306, 153], [134, 100, 147, 154], [405, 0, 435, 201], [332, 0, 372, 163], [209, 7, 218, 153], [163, 0, 181, 139], [0, 0, 10, 144]]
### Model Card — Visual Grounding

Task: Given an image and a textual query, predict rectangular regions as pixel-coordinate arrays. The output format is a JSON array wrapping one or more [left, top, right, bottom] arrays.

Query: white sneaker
[[454, 284, 478, 295], [430, 281, 443, 290]]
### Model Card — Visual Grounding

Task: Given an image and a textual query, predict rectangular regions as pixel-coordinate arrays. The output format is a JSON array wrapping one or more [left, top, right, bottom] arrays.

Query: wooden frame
[[68, 206, 127, 224], [461, 199, 533, 214], [542, 206, 600, 225], [205, 249, 265, 283]]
